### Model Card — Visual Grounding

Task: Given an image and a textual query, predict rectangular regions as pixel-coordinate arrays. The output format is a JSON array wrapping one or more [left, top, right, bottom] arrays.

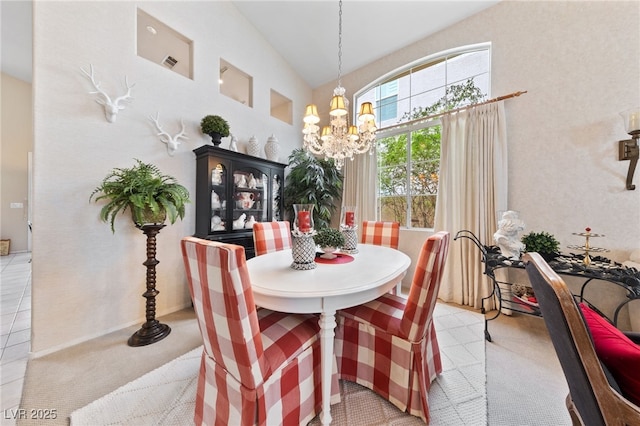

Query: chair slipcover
[[253, 221, 292, 256], [361, 221, 401, 294], [181, 237, 337, 425], [335, 231, 450, 422], [361, 221, 400, 249]]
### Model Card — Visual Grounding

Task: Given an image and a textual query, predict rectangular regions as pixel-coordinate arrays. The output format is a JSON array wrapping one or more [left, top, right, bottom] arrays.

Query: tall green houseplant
[[90, 159, 191, 232], [284, 149, 343, 230]]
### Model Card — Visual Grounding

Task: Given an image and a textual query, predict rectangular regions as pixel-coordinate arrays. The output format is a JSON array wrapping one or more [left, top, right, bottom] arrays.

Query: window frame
[[355, 43, 491, 229]]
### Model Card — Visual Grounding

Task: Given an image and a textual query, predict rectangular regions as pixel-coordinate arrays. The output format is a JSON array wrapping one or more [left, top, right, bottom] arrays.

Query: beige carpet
[[68, 303, 485, 425], [18, 302, 571, 426]]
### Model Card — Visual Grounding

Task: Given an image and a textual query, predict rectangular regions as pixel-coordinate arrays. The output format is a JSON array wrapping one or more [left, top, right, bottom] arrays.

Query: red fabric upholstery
[[361, 221, 400, 249], [335, 231, 450, 422], [253, 221, 292, 256], [181, 237, 338, 425], [580, 302, 640, 405], [361, 221, 401, 294]]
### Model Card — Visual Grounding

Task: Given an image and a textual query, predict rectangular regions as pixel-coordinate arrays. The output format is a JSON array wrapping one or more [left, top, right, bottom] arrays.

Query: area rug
[[70, 303, 486, 425]]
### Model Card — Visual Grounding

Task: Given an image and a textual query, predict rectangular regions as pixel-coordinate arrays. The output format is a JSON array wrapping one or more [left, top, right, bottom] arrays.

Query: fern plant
[[90, 159, 190, 232]]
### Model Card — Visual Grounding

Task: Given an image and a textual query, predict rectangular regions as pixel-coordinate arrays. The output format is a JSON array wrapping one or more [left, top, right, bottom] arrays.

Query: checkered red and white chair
[[335, 231, 450, 423], [252, 221, 292, 256], [361, 220, 401, 294], [181, 237, 338, 426], [361, 220, 400, 249]]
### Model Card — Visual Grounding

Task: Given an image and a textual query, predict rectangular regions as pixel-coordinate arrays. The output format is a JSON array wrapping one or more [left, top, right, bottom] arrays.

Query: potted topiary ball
[[200, 115, 230, 146], [314, 228, 345, 259], [521, 231, 561, 261]]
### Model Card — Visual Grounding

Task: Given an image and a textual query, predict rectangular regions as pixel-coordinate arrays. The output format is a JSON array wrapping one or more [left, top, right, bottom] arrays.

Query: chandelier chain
[[301, 0, 376, 170], [337, 0, 343, 87]]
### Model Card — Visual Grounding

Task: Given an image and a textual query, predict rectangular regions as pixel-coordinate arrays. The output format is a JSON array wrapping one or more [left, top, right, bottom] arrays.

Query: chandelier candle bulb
[[627, 111, 640, 132]]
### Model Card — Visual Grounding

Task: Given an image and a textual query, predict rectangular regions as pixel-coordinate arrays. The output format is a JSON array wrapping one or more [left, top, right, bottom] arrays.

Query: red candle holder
[[340, 205, 357, 229], [293, 204, 315, 234]]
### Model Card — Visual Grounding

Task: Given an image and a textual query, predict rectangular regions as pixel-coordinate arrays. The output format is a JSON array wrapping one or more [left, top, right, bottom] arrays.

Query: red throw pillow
[[579, 302, 640, 405]]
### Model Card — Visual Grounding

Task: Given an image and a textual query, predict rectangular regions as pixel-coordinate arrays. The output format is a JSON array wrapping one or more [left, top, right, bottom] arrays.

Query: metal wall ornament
[[618, 108, 640, 190], [149, 112, 188, 156], [81, 64, 135, 123]]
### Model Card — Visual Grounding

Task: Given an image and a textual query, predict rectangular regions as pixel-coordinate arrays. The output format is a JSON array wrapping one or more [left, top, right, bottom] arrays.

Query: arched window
[[355, 43, 491, 228]]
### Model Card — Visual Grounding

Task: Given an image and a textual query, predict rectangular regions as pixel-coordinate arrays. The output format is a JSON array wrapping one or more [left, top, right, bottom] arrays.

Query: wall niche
[[219, 59, 253, 107], [270, 89, 292, 124], [137, 9, 193, 79]]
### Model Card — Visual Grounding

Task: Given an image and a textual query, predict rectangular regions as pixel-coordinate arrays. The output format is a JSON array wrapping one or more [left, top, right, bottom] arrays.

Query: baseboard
[[29, 302, 194, 359]]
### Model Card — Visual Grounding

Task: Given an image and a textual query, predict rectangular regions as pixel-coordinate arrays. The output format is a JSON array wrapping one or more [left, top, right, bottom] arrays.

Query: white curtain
[[342, 151, 377, 227], [434, 101, 508, 308]]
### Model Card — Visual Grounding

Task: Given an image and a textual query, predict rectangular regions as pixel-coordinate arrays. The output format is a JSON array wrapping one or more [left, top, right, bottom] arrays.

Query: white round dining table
[[246, 244, 411, 425]]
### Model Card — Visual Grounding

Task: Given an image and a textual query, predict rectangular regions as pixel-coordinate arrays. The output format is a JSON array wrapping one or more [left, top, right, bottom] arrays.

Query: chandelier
[[302, 0, 377, 170]]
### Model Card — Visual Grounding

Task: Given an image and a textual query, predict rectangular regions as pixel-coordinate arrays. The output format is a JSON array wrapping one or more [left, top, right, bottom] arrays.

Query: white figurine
[[233, 213, 246, 230], [211, 168, 223, 185], [211, 215, 225, 231], [247, 173, 257, 189], [245, 215, 257, 229], [211, 191, 221, 209], [229, 134, 238, 152], [493, 210, 526, 260], [235, 174, 247, 188]]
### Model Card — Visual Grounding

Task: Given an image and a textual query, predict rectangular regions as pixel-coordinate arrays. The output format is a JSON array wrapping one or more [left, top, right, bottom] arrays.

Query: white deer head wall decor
[[149, 113, 188, 156], [80, 64, 135, 123]]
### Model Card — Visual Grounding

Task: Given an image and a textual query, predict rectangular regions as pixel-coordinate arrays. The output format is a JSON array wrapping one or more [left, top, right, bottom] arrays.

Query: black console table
[[454, 230, 640, 342]]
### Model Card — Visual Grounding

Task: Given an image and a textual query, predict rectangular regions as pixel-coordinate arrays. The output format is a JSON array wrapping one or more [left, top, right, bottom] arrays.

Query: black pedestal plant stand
[[128, 224, 171, 346]]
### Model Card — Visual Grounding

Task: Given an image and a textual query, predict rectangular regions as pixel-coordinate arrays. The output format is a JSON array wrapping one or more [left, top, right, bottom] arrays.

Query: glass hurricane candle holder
[[340, 205, 359, 254], [340, 205, 357, 230], [293, 204, 315, 234]]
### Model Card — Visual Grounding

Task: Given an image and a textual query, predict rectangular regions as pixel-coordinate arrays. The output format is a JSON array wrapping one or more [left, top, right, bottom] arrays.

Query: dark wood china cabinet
[[193, 145, 286, 259]]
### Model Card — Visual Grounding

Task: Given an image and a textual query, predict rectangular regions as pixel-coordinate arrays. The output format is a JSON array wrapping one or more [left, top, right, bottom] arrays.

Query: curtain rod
[[378, 90, 528, 134]]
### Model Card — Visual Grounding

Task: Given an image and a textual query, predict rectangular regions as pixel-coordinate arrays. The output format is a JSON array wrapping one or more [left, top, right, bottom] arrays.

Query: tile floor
[[1, 252, 31, 425]]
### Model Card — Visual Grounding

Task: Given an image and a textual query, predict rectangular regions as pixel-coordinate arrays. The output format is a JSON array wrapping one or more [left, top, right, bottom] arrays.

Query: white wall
[[31, 1, 311, 355], [31, 1, 640, 354], [318, 1, 640, 285]]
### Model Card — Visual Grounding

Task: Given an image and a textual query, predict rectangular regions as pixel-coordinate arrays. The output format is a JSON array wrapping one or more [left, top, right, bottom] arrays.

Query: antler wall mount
[[81, 64, 135, 123], [149, 112, 188, 156]]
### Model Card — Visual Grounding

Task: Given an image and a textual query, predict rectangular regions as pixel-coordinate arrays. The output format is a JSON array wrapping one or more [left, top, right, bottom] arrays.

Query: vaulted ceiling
[[0, 1, 500, 87]]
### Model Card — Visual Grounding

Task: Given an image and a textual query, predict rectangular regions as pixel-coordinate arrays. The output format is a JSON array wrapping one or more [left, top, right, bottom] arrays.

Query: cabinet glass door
[[210, 163, 227, 233], [233, 167, 267, 229], [272, 173, 283, 221]]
